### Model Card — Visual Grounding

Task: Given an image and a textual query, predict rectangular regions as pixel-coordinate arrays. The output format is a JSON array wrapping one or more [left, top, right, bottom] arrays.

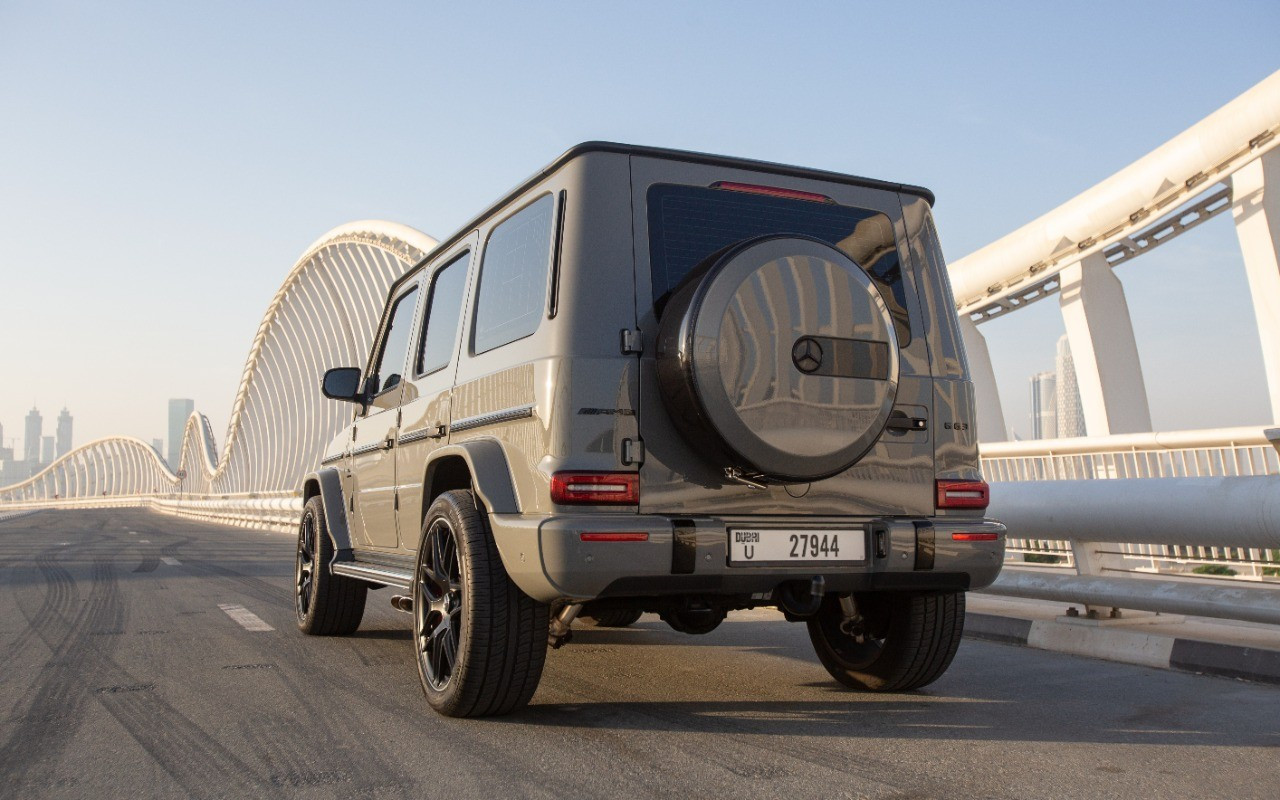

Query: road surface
[[1, 509, 1276, 799]]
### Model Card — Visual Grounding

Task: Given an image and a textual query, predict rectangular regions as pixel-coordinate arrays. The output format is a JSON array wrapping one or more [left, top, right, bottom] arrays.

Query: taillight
[[936, 479, 990, 510], [551, 472, 639, 505], [952, 532, 1000, 542], [710, 181, 834, 204], [579, 532, 649, 542]]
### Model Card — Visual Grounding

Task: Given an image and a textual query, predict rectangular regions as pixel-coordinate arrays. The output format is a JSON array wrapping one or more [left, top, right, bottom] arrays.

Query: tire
[[806, 591, 964, 692], [660, 608, 726, 635], [295, 496, 367, 635], [656, 235, 900, 482], [413, 490, 549, 718], [580, 609, 643, 628]]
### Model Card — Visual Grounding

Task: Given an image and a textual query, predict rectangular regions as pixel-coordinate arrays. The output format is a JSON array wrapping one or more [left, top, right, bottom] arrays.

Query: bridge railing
[[982, 425, 1280, 624]]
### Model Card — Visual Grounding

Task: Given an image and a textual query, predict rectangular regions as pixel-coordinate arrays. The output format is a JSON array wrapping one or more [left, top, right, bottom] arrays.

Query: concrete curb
[[965, 611, 1280, 685]]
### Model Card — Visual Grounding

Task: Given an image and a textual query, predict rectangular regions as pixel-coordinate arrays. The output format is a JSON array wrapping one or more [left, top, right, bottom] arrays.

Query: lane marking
[[218, 604, 275, 632], [138, 540, 151, 544], [128, 531, 136, 535], [161, 556, 180, 566]]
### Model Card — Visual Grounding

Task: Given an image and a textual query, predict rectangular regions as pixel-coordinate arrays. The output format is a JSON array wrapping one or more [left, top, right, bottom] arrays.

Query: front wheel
[[806, 591, 964, 692], [413, 490, 549, 717], [295, 496, 366, 635]]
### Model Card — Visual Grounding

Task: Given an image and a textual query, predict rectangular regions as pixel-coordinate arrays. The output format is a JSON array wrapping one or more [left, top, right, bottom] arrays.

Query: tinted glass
[[370, 287, 418, 395], [648, 184, 910, 343], [416, 252, 470, 376], [473, 194, 554, 354]]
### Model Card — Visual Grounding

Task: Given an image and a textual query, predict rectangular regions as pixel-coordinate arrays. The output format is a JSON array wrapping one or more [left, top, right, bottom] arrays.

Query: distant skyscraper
[[1055, 335, 1086, 438], [168, 399, 194, 468], [56, 408, 73, 457], [41, 436, 54, 464], [24, 407, 42, 463], [1030, 371, 1057, 439]]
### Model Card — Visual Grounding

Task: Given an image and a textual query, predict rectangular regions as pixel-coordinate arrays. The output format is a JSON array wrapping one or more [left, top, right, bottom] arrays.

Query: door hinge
[[620, 329, 643, 355], [394, 493, 399, 511], [621, 437, 645, 466]]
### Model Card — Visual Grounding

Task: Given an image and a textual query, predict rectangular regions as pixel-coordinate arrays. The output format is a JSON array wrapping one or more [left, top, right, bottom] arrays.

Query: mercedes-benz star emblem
[[792, 337, 823, 373]]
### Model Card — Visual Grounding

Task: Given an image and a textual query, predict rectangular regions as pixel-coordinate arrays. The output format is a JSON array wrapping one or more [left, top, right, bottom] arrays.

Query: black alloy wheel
[[806, 591, 964, 692], [295, 496, 366, 635], [416, 516, 463, 691], [413, 490, 550, 717], [295, 509, 316, 620]]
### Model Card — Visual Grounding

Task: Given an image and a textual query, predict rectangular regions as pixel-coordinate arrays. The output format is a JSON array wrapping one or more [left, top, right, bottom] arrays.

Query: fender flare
[[424, 439, 520, 514], [302, 468, 354, 562]]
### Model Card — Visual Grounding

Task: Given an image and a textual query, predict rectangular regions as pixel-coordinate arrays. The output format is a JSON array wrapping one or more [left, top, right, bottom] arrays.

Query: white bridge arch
[[0, 220, 436, 514]]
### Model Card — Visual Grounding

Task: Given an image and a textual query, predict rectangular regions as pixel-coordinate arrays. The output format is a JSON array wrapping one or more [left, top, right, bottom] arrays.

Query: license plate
[[728, 528, 865, 565]]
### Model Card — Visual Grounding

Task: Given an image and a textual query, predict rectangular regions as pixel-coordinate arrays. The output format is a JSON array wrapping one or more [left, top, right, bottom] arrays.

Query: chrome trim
[[397, 428, 435, 445], [331, 561, 413, 590], [320, 453, 345, 466], [449, 404, 535, 434], [351, 442, 383, 457]]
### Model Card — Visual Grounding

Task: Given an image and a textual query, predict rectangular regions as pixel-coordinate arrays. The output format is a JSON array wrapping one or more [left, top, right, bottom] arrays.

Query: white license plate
[[728, 528, 865, 565]]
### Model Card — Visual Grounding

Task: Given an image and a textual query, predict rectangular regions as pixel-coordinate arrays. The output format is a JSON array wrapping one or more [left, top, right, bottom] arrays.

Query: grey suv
[[298, 143, 1005, 718]]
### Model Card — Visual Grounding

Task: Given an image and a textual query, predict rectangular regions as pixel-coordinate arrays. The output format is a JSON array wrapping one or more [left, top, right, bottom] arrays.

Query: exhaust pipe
[[548, 603, 582, 649], [390, 595, 413, 614]]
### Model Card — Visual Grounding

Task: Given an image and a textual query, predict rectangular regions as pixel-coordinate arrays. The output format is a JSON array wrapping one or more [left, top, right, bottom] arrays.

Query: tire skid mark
[[133, 556, 160, 573], [2, 545, 285, 799], [0, 557, 125, 793]]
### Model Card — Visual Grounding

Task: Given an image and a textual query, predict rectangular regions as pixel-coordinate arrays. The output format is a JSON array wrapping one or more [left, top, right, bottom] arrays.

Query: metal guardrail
[[981, 426, 1280, 622]]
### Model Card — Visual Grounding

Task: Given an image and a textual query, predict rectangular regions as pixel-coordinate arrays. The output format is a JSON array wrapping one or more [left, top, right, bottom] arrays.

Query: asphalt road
[[1, 509, 1277, 800]]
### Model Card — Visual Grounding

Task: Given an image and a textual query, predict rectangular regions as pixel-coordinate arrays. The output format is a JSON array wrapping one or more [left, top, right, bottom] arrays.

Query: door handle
[[383, 432, 397, 450], [885, 414, 927, 432], [428, 424, 447, 440]]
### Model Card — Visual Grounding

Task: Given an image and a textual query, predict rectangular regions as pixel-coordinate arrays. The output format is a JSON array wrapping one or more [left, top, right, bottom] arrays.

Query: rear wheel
[[806, 591, 964, 692], [580, 609, 643, 628], [295, 496, 366, 635], [413, 490, 549, 717]]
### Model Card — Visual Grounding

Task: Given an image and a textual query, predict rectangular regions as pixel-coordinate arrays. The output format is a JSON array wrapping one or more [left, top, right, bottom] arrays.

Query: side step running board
[[331, 561, 413, 590]]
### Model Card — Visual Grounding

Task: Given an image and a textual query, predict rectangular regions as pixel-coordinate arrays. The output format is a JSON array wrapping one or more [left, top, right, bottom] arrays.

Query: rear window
[[647, 184, 910, 342]]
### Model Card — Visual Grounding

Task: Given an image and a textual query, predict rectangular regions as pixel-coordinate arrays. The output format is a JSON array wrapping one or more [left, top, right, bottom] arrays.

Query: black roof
[[390, 141, 934, 293]]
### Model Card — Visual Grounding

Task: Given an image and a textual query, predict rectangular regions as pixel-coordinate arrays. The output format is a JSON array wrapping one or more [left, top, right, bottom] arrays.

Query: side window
[[415, 252, 470, 376], [369, 287, 419, 396], [473, 194, 555, 355]]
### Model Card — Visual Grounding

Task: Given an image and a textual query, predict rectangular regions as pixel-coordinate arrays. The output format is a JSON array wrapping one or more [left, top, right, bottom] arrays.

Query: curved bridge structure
[[0, 220, 436, 514]]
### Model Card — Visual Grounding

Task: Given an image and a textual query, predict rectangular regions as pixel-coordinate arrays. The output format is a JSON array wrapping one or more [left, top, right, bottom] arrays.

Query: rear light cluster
[[550, 472, 639, 505], [935, 479, 990, 510]]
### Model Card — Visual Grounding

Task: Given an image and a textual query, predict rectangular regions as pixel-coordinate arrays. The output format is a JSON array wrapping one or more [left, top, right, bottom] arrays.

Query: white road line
[[218, 604, 275, 632], [127, 531, 136, 535], [161, 556, 180, 566], [138, 540, 151, 544]]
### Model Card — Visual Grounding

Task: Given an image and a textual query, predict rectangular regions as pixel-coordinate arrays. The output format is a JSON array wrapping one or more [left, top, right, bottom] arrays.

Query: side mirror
[[322, 367, 365, 404]]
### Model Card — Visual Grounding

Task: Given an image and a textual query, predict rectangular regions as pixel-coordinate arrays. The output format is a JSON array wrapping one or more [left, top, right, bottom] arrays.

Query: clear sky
[[1, 1, 1277, 454]]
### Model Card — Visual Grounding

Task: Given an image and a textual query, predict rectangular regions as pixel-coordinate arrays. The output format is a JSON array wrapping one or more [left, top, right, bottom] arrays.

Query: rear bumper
[[490, 513, 1005, 605]]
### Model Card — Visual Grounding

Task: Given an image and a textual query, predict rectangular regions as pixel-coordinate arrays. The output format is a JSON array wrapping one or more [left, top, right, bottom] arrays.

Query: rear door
[[630, 156, 934, 517], [395, 239, 476, 548]]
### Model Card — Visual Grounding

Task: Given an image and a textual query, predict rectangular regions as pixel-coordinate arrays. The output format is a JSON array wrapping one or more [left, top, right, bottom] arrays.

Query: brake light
[[710, 181, 834, 204], [952, 532, 1000, 542], [936, 479, 990, 510], [580, 532, 649, 542], [551, 472, 640, 505]]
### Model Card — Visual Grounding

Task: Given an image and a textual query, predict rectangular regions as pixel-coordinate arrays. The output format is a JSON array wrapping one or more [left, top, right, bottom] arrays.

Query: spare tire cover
[[656, 235, 900, 482]]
